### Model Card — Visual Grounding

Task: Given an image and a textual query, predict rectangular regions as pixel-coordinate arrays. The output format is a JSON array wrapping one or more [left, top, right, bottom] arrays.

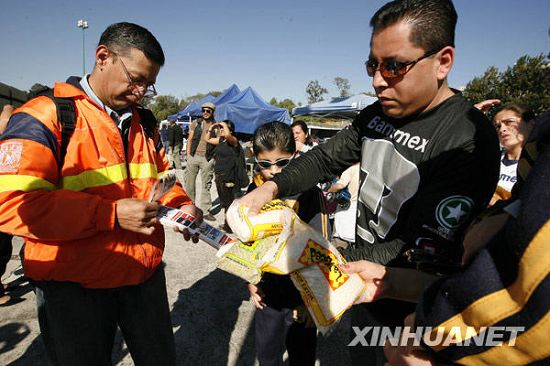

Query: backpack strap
[[55, 97, 77, 166], [136, 106, 161, 152], [31, 88, 76, 170]]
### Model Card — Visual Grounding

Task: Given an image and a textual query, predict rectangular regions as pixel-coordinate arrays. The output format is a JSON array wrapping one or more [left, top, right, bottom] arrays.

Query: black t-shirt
[[213, 137, 239, 177], [273, 93, 501, 269]]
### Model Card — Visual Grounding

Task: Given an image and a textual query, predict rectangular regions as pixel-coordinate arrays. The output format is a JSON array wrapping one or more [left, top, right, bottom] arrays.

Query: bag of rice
[[225, 199, 290, 242], [218, 199, 367, 334], [215, 235, 279, 284]]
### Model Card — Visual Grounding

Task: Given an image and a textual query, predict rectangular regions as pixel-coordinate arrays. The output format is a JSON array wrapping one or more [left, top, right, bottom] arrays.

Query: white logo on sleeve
[[436, 195, 474, 230], [0, 142, 23, 173]]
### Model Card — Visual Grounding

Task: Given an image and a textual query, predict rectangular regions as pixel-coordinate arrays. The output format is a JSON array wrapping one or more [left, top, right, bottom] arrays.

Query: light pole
[[77, 19, 89, 76]]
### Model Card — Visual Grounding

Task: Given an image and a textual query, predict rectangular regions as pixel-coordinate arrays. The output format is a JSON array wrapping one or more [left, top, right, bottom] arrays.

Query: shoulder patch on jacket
[[0, 141, 23, 173]]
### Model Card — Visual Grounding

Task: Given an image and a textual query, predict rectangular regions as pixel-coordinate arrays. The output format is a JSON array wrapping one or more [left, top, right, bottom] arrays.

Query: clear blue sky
[[2, 0, 549, 105]]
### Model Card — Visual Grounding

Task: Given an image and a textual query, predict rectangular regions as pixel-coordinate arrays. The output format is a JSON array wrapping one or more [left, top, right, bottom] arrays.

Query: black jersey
[[273, 92, 500, 270]]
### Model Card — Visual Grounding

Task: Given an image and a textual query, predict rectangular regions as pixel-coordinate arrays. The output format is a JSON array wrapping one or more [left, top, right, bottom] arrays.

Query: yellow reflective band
[[61, 163, 127, 191], [128, 163, 159, 180], [0, 175, 55, 192], [430, 219, 550, 352]]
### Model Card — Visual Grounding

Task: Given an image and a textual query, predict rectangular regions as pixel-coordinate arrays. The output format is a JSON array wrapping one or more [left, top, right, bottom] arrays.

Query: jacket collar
[[53, 76, 86, 98]]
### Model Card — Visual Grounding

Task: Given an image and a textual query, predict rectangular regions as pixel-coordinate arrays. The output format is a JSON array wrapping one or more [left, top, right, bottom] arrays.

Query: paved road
[[0, 170, 353, 366]]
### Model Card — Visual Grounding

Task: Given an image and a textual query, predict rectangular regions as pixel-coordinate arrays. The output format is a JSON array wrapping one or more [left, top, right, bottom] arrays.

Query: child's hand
[[248, 284, 266, 309]]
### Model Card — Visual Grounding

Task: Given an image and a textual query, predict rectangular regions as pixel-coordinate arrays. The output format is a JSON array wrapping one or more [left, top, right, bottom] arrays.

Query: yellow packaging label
[[298, 239, 348, 290]]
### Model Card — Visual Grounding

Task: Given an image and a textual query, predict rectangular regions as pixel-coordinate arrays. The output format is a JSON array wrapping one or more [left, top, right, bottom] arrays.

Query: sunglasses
[[365, 49, 440, 78], [202, 108, 213, 113], [255, 156, 294, 169]]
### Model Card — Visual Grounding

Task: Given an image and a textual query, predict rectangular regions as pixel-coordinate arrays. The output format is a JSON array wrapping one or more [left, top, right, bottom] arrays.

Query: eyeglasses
[[255, 156, 294, 170], [365, 49, 440, 78], [494, 118, 520, 130], [111, 50, 157, 97], [202, 108, 213, 113]]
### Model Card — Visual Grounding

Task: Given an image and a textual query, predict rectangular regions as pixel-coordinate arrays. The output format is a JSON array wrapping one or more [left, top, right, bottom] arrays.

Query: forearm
[[160, 182, 193, 208], [225, 134, 238, 146], [340, 238, 406, 265], [273, 127, 361, 197], [327, 182, 346, 193], [205, 136, 219, 145]]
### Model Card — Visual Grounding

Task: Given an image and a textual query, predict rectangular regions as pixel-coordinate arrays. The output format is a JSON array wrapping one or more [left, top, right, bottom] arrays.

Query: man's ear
[[95, 45, 111, 67], [436, 46, 454, 81]]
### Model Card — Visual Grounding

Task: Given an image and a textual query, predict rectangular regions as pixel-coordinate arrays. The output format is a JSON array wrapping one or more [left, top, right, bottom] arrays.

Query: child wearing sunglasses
[[247, 121, 330, 366]]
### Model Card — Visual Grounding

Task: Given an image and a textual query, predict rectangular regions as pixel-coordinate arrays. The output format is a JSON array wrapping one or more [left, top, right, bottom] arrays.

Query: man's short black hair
[[370, 0, 457, 52], [99, 22, 165, 66]]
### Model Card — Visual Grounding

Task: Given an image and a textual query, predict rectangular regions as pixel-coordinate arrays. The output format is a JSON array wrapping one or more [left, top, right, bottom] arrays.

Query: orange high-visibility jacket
[[0, 80, 192, 288]]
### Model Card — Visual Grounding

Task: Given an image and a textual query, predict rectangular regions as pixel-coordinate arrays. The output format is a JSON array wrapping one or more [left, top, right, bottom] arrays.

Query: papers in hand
[[149, 171, 177, 202], [157, 205, 236, 250]]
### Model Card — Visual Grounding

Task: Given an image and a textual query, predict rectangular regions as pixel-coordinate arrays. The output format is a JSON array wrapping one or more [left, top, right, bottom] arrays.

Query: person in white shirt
[[291, 120, 315, 154], [327, 163, 360, 247]]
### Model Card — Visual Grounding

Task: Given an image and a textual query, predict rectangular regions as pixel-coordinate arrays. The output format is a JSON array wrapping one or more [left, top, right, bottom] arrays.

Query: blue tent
[[212, 83, 241, 107], [215, 87, 291, 134], [174, 94, 217, 120], [173, 83, 242, 120], [292, 94, 377, 119]]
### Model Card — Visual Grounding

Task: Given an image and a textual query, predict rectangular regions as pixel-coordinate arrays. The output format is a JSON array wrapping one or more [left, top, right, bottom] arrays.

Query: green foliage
[[463, 54, 550, 117], [149, 95, 180, 122], [269, 97, 296, 114], [139, 96, 154, 109], [306, 80, 328, 104], [334, 77, 351, 97], [28, 83, 49, 95]]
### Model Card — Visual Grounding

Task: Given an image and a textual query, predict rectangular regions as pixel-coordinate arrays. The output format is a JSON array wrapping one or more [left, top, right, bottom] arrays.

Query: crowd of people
[[0, 0, 548, 365]]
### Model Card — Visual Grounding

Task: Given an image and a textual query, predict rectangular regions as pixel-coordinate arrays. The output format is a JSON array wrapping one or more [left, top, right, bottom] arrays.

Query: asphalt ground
[[0, 168, 354, 366]]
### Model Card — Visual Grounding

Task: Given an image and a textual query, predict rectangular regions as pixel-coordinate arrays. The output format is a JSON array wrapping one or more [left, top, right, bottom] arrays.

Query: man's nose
[[372, 69, 388, 90]]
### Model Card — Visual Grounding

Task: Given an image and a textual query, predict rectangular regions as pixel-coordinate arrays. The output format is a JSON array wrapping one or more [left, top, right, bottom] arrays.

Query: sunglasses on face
[[365, 49, 440, 78], [255, 156, 294, 169], [202, 108, 213, 113]]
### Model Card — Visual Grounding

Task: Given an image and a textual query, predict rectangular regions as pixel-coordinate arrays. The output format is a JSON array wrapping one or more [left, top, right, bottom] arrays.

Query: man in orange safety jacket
[[0, 22, 200, 366]]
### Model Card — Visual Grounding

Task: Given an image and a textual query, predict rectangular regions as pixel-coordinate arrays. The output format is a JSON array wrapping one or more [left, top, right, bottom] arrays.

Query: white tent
[[292, 94, 377, 119]]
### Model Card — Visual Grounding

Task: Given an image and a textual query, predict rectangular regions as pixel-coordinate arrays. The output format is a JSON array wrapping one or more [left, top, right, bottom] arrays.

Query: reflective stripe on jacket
[[0, 81, 191, 288]]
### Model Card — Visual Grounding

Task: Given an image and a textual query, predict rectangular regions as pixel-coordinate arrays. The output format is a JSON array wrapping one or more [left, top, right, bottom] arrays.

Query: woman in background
[[291, 120, 315, 154], [204, 120, 241, 232], [490, 104, 535, 205]]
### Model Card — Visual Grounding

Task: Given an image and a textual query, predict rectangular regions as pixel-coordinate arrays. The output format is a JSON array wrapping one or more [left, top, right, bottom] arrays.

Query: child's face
[[256, 148, 294, 181]]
